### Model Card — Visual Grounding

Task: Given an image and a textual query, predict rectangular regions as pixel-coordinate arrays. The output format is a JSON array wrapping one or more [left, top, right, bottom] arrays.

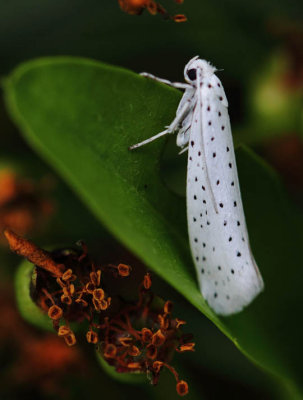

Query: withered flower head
[[118, 0, 187, 22], [96, 271, 192, 396], [5, 230, 193, 396]]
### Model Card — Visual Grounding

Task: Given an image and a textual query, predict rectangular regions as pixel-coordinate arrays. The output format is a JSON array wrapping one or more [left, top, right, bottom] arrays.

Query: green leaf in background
[[15, 260, 53, 331], [243, 51, 303, 144], [4, 57, 303, 396]]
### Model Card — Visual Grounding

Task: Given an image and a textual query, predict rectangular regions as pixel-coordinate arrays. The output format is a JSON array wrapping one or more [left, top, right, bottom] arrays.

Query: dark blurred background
[[0, 1, 302, 399]]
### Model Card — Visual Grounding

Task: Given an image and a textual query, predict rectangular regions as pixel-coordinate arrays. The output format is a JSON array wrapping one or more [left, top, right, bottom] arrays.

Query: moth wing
[[187, 75, 263, 316]]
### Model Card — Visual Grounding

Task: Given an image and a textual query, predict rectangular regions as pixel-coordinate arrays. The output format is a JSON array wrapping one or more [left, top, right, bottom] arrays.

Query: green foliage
[[4, 57, 303, 396], [243, 51, 303, 144], [15, 260, 53, 331]]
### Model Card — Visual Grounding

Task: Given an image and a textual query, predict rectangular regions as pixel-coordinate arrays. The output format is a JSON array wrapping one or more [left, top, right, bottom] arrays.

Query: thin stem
[[4, 229, 64, 277]]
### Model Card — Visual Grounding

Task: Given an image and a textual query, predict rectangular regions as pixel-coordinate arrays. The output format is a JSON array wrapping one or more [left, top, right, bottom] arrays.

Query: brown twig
[[4, 229, 64, 277]]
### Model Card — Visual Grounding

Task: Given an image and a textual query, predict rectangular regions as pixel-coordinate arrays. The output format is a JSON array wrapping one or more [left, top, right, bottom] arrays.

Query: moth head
[[184, 57, 216, 83]]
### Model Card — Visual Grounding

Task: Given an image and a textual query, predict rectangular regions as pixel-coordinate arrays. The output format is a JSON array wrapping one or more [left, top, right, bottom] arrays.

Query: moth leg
[[178, 146, 188, 155], [129, 101, 190, 150], [129, 129, 170, 150], [140, 72, 191, 90], [166, 101, 191, 131], [176, 120, 191, 148]]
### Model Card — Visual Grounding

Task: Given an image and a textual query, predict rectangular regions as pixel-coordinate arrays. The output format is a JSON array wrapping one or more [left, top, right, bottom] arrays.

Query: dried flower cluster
[[5, 229, 194, 396], [0, 169, 54, 243], [99, 275, 194, 396], [118, 0, 187, 22]]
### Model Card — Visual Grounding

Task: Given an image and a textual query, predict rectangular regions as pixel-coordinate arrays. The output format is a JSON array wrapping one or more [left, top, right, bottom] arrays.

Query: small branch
[[4, 229, 64, 277]]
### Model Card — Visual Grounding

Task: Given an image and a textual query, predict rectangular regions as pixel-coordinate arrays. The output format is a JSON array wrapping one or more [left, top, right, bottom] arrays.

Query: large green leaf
[[4, 57, 303, 395]]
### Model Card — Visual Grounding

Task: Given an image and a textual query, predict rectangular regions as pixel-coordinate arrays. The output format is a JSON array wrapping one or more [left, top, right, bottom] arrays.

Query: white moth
[[129, 56, 264, 315]]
